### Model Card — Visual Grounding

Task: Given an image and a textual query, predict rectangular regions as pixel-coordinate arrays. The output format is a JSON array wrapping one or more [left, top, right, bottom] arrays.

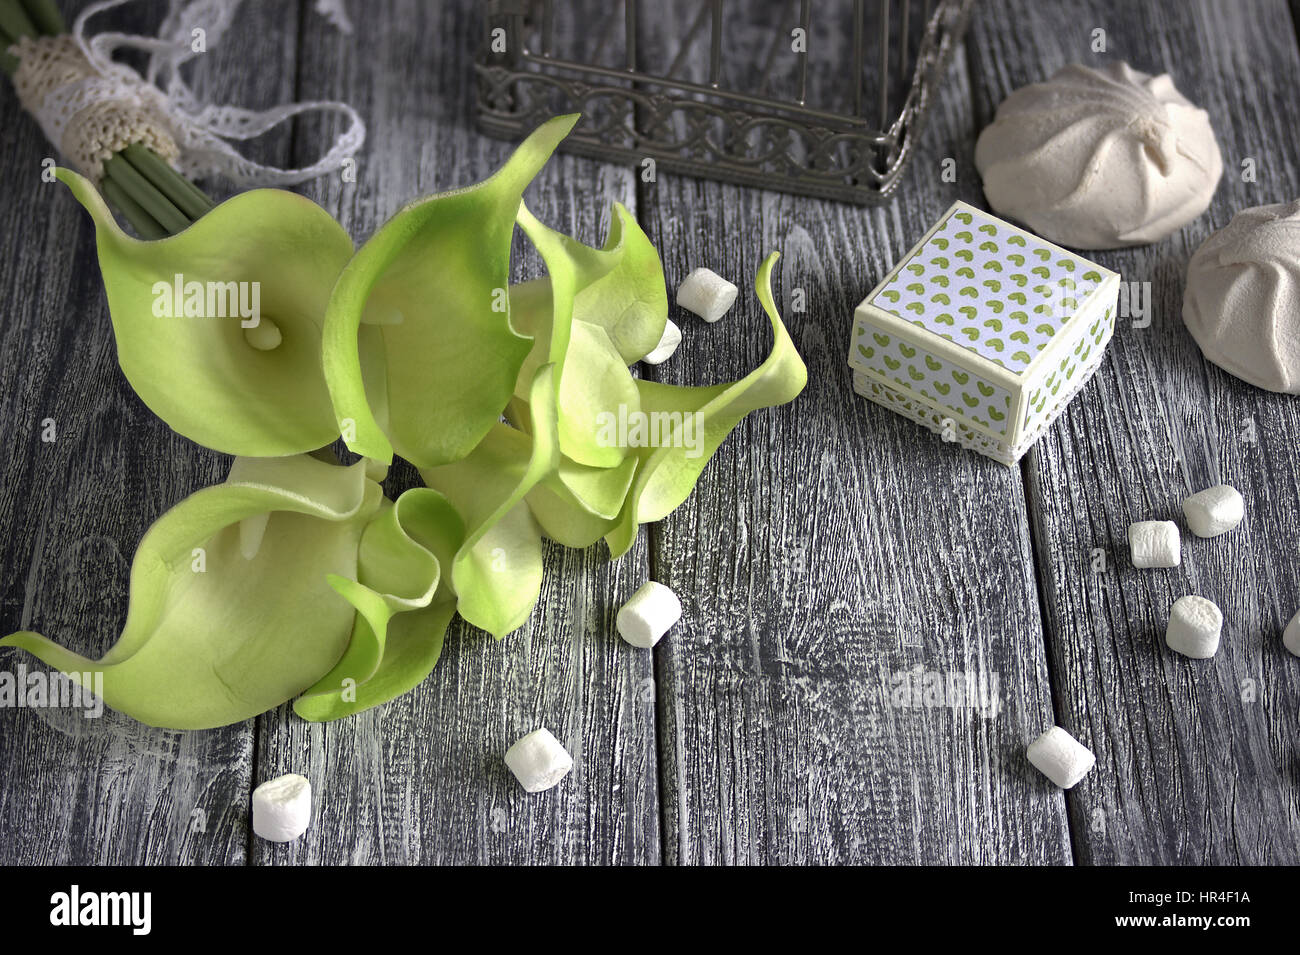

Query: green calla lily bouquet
[[1, 115, 807, 729]]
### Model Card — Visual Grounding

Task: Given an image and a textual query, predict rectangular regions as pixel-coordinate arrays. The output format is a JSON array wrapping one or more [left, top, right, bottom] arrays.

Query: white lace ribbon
[[29, 0, 365, 187]]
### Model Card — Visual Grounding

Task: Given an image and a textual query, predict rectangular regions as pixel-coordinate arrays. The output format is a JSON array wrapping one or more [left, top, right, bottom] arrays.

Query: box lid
[[854, 201, 1118, 378]]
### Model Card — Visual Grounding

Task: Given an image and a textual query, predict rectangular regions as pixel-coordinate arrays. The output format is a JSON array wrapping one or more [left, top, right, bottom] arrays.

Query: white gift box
[[849, 201, 1120, 465]]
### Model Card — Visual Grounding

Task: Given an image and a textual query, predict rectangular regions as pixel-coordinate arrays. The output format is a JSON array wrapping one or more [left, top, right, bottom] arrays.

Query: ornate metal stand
[[475, 0, 975, 204]]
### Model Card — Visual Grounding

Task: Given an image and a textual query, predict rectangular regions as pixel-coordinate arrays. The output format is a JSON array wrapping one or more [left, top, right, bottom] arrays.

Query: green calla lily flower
[[420, 364, 560, 638], [603, 252, 807, 557], [58, 171, 355, 457], [498, 200, 661, 547], [0, 454, 381, 729], [322, 114, 578, 469], [504, 249, 808, 559], [512, 201, 666, 468], [525, 454, 638, 548], [293, 486, 464, 722], [510, 201, 668, 364]]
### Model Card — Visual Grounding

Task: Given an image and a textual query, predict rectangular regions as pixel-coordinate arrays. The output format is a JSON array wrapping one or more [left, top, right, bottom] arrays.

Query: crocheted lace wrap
[[13, 34, 180, 181], [6, 0, 364, 189]]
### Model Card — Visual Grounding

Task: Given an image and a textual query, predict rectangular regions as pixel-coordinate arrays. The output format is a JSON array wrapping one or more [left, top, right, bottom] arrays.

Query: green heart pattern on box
[[854, 322, 1013, 437], [1022, 305, 1115, 432], [853, 372, 1012, 462], [869, 207, 1104, 375]]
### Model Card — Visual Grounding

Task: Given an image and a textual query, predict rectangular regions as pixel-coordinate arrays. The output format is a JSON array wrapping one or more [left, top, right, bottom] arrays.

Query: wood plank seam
[[1016, 456, 1079, 863]]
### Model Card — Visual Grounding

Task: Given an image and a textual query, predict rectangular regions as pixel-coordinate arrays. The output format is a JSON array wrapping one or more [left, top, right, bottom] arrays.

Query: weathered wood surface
[[1, 0, 1297, 866], [968, 0, 1300, 863], [0, 0, 303, 864], [635, 0, 1068, 864], [250, 0, 659, 865]]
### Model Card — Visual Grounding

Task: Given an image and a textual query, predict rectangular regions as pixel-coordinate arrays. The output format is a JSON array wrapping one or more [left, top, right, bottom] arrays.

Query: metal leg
[[797, 0, 811, 105], [853, 0, 865, 116], [708, 0, 722, 88], [626, 0, 638, 71], [878, 0, 890, 129]]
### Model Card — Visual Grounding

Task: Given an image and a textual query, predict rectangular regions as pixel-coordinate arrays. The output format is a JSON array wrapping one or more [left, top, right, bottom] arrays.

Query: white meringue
[[975, 62, 1222, 249], [1182, 200, 1300, 393]]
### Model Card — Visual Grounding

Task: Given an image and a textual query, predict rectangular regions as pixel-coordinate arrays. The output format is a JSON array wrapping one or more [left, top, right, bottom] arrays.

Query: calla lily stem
[[100, 177, 168, 240], [122, 143, 215, 219], [20, 0, 63, 36], [1, 0, 213, 238], [103, 154, 191, 234], [0, 0, 36, 44]]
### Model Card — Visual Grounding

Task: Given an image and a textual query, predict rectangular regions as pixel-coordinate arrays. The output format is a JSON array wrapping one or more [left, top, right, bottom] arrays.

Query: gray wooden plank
[[0, 0, 302, 863], [967, 0, 1300, 863], [250, 0, 660, 865], [636, 0, 1069, 864]]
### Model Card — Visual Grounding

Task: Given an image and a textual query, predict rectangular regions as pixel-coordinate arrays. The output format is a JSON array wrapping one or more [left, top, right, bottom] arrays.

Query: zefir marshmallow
[[252, 773, 312, 842], [1128, 520, 1181, 568], [642, 319, 682, 365], [504, 728, 573, 793], [676, 267, 738, 323], [1282, 609, 1300, 658], [1181, 484, 1244, 538], [1027, 726, 1095, 789], [616, 581, 682, 649], [1165, 595, 1223, 659]]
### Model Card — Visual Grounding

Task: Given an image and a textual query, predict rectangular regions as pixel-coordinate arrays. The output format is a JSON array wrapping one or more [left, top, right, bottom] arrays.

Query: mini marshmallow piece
[[1165, 595, 1223, 659], [676, 267, 738, 323], [642, 319, 682, 365], [616, 580, 682, 649], [1128, 520, 1181, 568], [1181, 484, 1244, 538], [504, 728, 573, 793], [1027, 726, 1095, 789], [252, 773, 312, 843], [1282, 609, 1300, 658]]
